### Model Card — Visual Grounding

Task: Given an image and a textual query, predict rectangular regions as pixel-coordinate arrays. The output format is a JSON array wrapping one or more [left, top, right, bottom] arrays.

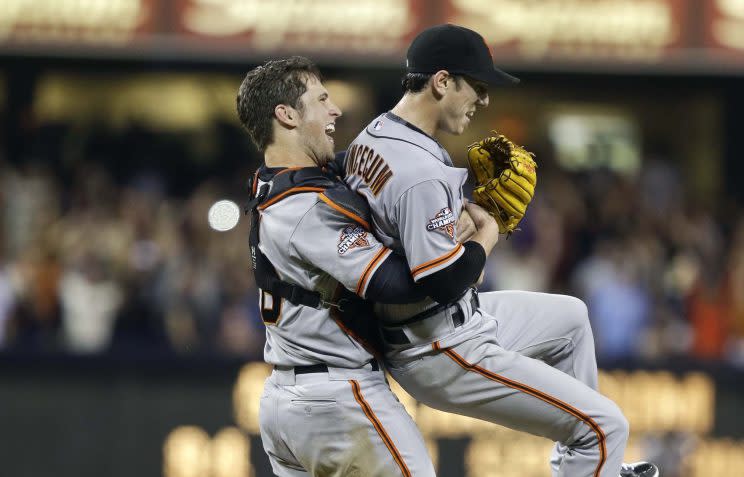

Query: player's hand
[[457, 202, 477, 243], [465, 201, 498, 233], [464, 201, 499, 255]]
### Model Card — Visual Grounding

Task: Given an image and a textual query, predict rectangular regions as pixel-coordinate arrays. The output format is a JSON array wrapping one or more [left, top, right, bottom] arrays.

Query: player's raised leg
[[389, 331, 628, 477], [476, 290, 602, 473], [477, 291, 599, 389]]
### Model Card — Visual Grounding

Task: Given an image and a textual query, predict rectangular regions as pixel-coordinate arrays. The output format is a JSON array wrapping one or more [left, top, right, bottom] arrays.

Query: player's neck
[[390, 94, 439, 137], [264, 142, 316, 168]]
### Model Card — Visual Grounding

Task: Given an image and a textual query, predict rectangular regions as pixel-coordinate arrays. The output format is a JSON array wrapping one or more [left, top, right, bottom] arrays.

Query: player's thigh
[[477, 290, 591, 351], [276, 374, 435, 477], [259, 379, 310, 477], [332, 374, 436, 477], [390, 339, 624, 446]]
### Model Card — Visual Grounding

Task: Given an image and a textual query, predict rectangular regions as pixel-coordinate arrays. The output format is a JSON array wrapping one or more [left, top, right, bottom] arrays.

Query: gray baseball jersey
[[256, 179, 390, 368], [344, 113, 632, 476], [344, 113, 473, 326]]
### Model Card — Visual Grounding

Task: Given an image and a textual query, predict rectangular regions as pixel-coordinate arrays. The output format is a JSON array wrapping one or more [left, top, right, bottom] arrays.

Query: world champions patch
[[338, 225, 371, 254], [426, 207, 456, 239]]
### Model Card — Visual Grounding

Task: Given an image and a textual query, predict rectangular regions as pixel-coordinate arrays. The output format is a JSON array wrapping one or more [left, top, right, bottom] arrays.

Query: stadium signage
[[2, 0, 744, 72], [177, 0, 420, 53], [0, 0, 151, 44], [705, 0, 744, 50], [447, 0, 683, 61]]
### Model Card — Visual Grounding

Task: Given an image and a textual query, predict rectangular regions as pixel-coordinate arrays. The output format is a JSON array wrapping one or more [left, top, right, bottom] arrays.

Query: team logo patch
[[338, 225, 370, 254], [426, 207, 456, 239]]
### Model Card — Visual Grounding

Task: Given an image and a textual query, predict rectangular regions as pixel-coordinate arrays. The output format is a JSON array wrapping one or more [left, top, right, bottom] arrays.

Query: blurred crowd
[[1, 123, 743, 366], [483, 159, 744, 365]]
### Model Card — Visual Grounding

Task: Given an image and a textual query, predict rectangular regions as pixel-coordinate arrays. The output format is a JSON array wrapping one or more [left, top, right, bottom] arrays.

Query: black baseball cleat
[[619, 461, 660, 477]]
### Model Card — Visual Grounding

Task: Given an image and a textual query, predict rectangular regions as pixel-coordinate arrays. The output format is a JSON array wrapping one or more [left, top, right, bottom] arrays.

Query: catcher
[[341, 24, 659, 477]]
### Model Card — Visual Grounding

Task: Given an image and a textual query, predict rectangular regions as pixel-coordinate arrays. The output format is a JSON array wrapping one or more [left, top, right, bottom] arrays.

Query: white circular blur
[[208, 200, 241, 232]]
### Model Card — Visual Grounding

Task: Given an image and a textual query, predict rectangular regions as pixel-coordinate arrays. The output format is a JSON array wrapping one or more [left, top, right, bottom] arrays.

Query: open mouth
[[325, 123, 335, 144], [466, 111, 475, 119]]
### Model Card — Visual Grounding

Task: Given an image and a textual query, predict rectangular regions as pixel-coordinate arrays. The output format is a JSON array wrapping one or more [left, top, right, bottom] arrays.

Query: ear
[[430, 70, 451, 98], [274, 104, 300, 128]]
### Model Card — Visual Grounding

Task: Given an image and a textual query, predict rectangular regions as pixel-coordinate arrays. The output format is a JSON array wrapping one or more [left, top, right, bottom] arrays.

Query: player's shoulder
[[346, 113, 450, 197], [316, 182, 371, 229], [355, 113, 443, 164], [261, 179, 370, 232], [255, 166, 333, 222]]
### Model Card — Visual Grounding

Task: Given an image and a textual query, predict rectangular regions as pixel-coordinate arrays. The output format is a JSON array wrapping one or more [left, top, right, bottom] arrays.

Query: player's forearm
[[468, 225, 499, 256], [418, 241, 485, 303], [365, 254, 428, 304]]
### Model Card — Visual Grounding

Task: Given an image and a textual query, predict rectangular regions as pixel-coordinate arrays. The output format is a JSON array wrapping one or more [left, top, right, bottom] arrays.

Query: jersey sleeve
[[395, 180, 464, 282], [290, 199, 392, 298]]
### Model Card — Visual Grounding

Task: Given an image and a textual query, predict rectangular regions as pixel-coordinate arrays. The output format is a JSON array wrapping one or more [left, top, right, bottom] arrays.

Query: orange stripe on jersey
[[251, 170, 259, 196], [318, 193, 371, 229], [356, 248, 391, 296], [258, 187, 326, 210], [349, 380, 412, 477], [410, 243, 463, 279], [432, 341, 608, 477], [273, 166, 304, 177]]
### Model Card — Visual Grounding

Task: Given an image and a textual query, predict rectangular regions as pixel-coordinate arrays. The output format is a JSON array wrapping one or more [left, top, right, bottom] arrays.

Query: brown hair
[[236, 56, 321, 151]]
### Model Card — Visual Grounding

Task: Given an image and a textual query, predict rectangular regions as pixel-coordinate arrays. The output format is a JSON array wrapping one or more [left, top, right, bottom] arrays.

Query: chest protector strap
[[246, 167, 339, 310]]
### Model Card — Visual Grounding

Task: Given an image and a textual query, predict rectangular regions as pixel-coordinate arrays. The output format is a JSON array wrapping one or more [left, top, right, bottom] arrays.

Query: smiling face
[[437, 75, 489, 135], [295, 75, 342, 167]]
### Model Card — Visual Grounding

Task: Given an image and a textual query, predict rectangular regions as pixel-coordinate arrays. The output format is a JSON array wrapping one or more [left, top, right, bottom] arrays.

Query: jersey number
[[260, 290, 283, 325]]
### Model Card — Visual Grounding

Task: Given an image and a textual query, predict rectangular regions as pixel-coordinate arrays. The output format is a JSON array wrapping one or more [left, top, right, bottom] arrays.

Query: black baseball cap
[[406, 24, 519, 85]]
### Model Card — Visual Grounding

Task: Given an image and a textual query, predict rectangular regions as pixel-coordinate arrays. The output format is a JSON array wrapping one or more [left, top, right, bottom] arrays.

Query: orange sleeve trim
[[410, 243, 464, 279], [258, 187, 326, 210], [318, 193, 371, 230], [355, 248, 391, 296], [433, 342, 608, 477], [251, 170, 259, 196], [349, 380, 412, 477]]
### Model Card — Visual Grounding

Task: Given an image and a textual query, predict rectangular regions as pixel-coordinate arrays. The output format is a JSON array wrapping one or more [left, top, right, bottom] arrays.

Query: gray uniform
[[255, 172, 435, 477], [345, 113, 630, 477]]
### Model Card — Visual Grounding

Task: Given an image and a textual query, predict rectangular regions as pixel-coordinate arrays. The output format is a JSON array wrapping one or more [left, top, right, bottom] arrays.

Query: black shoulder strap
[[320, 183, 372, 229]]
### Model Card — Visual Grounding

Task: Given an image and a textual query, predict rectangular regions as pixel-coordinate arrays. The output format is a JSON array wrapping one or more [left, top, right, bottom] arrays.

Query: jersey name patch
[[426, 207, 456, 239], [344, 143, 393, 196], [338, 225, 370, 254]]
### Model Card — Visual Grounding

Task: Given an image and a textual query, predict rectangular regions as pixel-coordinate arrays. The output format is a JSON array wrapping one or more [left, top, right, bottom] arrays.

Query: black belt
[[292, 359, 380, 375], [381, 291, 479, 345]]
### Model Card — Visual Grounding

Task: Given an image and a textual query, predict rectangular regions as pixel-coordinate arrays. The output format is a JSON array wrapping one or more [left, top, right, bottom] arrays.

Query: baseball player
[[237, 56, 496, 476], [342, 25, 659, 477]]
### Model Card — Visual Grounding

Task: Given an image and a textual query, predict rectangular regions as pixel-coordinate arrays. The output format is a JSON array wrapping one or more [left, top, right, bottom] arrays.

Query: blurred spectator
[[59, 252, 123, 353], [0, 261, 15, 347], [0, 119, 742, 368], [574, 240, 651, 360]]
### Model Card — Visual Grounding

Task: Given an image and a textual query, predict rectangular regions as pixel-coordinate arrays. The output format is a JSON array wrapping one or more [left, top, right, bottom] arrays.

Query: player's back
[[345, 112, 469, 321]]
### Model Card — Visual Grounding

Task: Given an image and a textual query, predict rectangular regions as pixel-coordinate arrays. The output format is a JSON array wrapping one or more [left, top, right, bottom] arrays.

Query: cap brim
[[469, 67, 520, 85]]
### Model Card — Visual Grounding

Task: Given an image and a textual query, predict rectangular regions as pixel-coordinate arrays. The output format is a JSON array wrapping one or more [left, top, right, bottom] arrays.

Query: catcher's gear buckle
[[319, 298, 349, 312]]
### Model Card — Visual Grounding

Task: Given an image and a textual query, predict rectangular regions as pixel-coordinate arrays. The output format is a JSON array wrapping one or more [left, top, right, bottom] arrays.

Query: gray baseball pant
[[259, 363, 436, 477], [387, 291, 629, 477]]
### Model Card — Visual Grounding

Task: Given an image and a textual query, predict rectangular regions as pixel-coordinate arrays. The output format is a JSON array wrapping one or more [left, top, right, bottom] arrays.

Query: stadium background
[[1, 1, 744, 476]]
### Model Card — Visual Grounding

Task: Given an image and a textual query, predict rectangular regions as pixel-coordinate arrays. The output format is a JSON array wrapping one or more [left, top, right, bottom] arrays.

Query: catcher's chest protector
[[246, 167, 371, 312]]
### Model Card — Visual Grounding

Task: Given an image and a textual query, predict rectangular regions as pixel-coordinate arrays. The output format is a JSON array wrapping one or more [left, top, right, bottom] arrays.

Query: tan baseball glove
[[466, 132, 537, 234]]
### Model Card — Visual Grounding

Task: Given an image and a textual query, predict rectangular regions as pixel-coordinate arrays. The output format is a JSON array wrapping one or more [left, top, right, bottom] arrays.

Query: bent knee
[[555, 295, 591, 334], [597, 400, 629, 444]]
